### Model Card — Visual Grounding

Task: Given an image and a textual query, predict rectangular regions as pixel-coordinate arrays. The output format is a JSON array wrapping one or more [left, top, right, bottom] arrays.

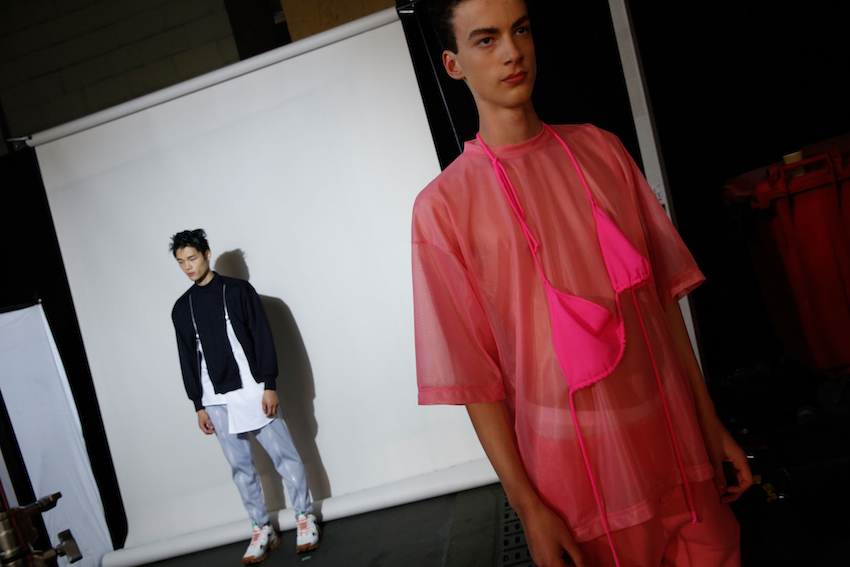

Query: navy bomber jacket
[[172, 273, 278, 411]]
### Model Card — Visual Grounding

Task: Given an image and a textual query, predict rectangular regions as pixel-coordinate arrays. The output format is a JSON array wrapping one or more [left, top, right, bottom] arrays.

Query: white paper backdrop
[[35, 16, 490, 552]]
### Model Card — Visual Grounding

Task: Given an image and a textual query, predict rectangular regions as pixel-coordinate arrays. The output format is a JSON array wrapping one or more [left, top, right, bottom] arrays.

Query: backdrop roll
[[34, 10, 491, 556]]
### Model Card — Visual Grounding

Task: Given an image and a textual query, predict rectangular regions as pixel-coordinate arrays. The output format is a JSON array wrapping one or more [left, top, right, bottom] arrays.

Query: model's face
[[443, 0, 536, 114], [175, 246, 213, 285]]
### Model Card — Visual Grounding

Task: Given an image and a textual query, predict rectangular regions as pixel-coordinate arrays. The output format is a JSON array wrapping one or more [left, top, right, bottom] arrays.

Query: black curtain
[[0, 148, 128, 549], [629, 0, 850, 378]]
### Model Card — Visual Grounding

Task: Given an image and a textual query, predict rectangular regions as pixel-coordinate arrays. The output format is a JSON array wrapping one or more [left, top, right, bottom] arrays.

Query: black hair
[[428, 0, 531, 53], [170, 229, 209, 257], [428, 0, 465, 53]]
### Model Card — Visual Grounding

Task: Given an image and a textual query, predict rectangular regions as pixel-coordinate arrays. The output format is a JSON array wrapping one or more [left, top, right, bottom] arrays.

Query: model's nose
[[503, 37, 521, 63]]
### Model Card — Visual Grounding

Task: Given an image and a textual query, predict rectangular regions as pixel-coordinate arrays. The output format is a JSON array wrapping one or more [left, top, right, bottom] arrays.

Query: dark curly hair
[[170, 229, 209, 257]]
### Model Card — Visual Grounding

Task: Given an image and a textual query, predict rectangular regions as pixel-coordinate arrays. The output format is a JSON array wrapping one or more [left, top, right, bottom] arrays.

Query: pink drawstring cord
[[569, 390, 622, 567], [477, 129, 623, 566], [631, 287, 699, 524], [547, 124, 697, 524], [477, 133, 547, 281], [476, 125, 698, 566]]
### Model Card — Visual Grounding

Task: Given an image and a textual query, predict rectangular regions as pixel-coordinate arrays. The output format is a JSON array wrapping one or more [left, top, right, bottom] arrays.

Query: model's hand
[[466, 401, 588, 566], [520, 500, 586, 567], [701, 417, 753, 503], [262, 390, 279, 417], [197, 409, 215, 434], [664, 300, 753, 504]]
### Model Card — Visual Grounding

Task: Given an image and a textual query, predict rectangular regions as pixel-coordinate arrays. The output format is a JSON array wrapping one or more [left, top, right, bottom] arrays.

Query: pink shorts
[[578, 480, 741, 567]]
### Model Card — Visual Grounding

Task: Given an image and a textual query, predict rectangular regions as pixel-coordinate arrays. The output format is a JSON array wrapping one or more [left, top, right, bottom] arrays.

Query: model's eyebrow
[[467, 15, 530, 42], [467, 26, 498, 41]]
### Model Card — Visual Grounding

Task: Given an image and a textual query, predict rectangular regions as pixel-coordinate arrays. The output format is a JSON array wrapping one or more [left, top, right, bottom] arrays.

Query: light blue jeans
[[206, 405, 312, 523]]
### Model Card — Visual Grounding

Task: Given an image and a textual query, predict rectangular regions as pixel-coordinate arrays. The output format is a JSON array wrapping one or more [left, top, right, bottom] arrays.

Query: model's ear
[[205, 249, 212, 261], [442, 50, 465, 81]]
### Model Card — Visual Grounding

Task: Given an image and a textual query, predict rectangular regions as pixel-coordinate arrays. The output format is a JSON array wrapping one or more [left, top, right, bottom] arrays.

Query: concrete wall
[[0, 0, 240, 156]]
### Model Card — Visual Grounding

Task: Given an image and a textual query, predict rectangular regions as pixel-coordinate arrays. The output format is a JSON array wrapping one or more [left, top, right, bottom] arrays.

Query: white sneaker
[[296, 512, 320, 553], [242, 523, 279, 564]]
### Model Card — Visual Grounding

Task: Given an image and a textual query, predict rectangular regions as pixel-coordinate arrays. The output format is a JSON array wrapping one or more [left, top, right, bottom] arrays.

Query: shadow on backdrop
[[215, 249, 330, 518]]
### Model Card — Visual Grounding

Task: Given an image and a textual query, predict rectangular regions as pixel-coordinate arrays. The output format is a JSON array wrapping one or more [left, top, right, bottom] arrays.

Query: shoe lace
[[297, 516, 309, 536], [250, 528, 262, 544]]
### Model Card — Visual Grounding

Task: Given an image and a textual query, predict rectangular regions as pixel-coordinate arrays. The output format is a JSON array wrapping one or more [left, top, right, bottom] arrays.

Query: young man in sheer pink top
[[411, 1, 752, 566]]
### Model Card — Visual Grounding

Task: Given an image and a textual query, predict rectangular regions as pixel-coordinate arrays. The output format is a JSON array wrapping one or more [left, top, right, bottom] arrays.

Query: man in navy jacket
[[171, 229, 320, 564]]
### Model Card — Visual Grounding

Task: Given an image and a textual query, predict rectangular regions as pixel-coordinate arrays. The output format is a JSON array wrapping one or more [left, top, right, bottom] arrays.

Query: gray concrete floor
[[139, 484, 518, 567], [136, 479, 846, 567]]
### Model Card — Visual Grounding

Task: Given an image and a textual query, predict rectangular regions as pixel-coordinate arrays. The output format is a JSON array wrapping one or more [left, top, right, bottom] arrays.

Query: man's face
[[175, 246, 212, 284], [443, 0, 536, 114]]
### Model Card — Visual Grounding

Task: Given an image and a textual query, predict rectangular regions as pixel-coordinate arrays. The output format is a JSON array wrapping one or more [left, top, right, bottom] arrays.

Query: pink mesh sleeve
[[602, 132, 705, 304], [412, 239, 506, 405]]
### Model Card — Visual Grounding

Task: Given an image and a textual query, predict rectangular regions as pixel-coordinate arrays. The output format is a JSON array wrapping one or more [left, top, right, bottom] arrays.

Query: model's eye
[[478, 36, 493, 46], [516, 26, 530, 36]]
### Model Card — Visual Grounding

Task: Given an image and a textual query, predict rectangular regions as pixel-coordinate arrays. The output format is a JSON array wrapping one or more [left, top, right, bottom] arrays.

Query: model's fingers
[[735, 459, 754, 490], [562, 541, 586, 567], [720, 490, 743, 504], [737, 474, 754, 492], [718, 481, 748, 504], [527, 536, 568, 567], [530, 551, 568, 567], [720, 476, 752, 503], [719, 453, 752, 502]]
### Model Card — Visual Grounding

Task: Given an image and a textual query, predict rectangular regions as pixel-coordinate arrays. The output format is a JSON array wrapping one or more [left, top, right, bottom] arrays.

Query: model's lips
[[503, 71, 528, 84]]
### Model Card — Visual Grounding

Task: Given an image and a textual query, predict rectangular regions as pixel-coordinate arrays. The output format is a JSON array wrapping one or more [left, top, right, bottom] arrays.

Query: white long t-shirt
[[198, 302, 272, 434]]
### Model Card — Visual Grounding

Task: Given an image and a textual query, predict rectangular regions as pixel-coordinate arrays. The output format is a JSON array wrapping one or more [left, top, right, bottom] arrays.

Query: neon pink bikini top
[[477, 124, 697, 566]]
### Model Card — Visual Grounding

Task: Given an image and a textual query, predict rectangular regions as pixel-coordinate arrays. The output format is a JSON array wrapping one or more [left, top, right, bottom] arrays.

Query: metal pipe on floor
[[102, 459, 497, 567]]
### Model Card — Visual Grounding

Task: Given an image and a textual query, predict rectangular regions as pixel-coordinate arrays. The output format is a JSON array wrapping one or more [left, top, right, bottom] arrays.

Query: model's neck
[[197, 271, 215, 287], [477, 102, 542, 147]]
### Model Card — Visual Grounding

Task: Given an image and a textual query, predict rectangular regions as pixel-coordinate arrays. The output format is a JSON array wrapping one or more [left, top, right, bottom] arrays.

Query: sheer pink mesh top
[[412, 124, 714, 543]]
